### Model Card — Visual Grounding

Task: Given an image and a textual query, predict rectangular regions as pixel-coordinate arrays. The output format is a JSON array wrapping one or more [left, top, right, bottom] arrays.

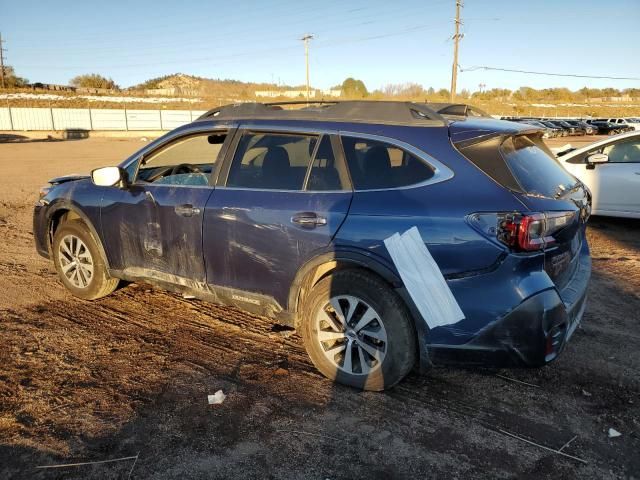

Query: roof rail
[[196, 101, 448, 126]]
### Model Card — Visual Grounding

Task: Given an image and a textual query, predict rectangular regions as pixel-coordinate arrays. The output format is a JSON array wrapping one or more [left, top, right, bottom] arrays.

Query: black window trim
[[338, 130, 454, 192]]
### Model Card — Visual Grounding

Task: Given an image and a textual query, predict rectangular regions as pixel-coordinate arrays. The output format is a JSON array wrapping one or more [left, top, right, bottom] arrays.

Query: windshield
[[500, 135, 578, 198]]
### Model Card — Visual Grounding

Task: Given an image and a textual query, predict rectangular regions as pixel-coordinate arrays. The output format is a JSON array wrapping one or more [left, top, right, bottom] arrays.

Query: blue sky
[[4, 0, 640, 91]]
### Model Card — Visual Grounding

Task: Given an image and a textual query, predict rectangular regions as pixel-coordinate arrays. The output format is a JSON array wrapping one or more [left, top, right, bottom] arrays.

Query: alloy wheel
[[58, 234, 94, 289], [314, 295, 388, 376]]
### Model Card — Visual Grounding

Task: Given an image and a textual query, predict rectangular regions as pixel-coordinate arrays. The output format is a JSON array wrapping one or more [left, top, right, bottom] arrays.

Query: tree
[[1, 66, 28, 88], [341, 77, 368, 98], [69, 73, 119, 90], [382, 83, 425, 99]]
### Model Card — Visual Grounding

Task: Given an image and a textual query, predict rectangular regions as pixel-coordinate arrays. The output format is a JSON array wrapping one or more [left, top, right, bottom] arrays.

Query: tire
[[301, 269, 416, 391], [52, 220, 119, 300]]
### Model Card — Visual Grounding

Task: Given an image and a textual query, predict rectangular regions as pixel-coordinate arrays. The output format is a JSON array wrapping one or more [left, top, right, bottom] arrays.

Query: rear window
[[500, 135, 577, 197], [458, 134, 577, 197]]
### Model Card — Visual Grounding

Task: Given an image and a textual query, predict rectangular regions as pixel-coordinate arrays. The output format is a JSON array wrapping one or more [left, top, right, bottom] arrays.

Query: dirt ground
[[0, 136, 638, 479]]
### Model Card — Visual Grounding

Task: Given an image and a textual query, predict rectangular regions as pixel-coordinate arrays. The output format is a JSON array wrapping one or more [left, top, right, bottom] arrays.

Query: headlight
[[37, 186, 52, 204]]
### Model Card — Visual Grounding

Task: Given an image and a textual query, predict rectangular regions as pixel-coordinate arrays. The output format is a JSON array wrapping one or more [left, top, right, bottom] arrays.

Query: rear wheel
[[301, 270, 416, 391], [52, 220, 119, 300]]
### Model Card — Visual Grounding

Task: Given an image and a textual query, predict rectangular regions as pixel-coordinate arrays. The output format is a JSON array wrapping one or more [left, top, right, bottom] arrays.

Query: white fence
[[0, 107, 208, 131]]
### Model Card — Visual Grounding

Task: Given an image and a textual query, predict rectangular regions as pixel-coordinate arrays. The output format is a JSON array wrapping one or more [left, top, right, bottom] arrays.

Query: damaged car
[[34, 101, 592, 391]]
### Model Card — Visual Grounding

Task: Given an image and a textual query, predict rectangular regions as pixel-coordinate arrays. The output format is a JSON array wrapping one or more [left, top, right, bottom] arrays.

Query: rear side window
[[227, 133, 317, 190], [341, 136, 434, 190], [500, 135, 577, 197]]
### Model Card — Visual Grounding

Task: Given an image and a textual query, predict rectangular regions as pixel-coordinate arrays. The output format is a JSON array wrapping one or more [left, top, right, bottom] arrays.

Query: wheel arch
[[288, 250, 403, 328], [289, 250, 432, 371], [47, 203, 110, 270]]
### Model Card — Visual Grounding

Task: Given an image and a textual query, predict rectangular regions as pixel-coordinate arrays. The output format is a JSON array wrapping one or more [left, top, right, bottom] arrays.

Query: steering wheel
[[170, 163, 203, 176]]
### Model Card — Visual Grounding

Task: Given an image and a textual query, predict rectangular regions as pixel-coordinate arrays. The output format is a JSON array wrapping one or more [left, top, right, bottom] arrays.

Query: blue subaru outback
[[33, 101, 591, 391]]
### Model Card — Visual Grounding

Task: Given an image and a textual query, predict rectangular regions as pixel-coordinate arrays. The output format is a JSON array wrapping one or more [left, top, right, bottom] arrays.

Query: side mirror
[[586, 153, 608, 169], [91, 166, 127, 188]]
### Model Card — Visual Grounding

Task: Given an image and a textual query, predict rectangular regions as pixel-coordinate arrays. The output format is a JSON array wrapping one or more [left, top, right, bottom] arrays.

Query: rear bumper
[[425, 251, 591, 368]]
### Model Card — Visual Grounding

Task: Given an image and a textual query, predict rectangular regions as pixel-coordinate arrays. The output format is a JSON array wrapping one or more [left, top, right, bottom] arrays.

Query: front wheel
[[52, 220, 119, 300], [301, 270, 416, 391]]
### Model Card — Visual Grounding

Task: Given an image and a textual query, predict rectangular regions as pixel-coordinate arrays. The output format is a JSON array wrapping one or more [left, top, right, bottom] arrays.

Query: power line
[[460, 65, 640, 81], [17, 23, 443, 71]]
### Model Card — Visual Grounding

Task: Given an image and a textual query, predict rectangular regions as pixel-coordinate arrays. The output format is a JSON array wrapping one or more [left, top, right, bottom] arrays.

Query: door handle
[[291, 212, 327, 228], [174, 204, 201, 217]]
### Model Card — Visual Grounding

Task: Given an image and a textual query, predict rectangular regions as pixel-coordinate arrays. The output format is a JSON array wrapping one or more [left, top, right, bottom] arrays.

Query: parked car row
[[502, 116, 638, 136]]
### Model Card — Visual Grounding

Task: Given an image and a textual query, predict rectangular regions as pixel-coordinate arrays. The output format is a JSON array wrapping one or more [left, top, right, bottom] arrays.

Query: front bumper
[[426, 252, 591, 368], [33, 203, 51, 259]]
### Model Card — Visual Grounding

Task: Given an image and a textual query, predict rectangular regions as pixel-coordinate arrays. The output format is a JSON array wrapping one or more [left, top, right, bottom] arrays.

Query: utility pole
[[301, 34, 313, 102], [449, 1, 463, 102], [0, 33, 6, 89]]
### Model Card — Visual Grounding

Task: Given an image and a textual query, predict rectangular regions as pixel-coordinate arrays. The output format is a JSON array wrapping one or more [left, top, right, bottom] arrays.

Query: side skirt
[[110, 268, 296, 326]]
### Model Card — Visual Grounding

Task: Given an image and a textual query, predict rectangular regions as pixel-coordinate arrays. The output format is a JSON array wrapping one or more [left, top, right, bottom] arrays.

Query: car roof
[[558, 130, 640, 160], [191, 101, 542, 146], [194, 101, 449, 127]]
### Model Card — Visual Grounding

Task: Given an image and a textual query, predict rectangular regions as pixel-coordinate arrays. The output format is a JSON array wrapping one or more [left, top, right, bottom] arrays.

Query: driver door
[[100, 128, 232, 283]]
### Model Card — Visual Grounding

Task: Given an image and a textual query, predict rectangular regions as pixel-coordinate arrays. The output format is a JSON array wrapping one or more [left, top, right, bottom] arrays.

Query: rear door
[[203, 127, 353, 308], [499, 135, 588, 289]]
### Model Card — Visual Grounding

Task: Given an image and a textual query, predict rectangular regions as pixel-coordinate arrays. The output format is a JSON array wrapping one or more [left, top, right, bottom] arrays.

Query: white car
[[557, 131, 640, 219]]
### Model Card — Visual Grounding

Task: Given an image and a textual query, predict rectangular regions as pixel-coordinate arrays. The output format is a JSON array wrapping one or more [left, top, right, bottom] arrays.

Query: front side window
[[136, 132, 226, 186], [227, 132, 317, 190], [602, 138, 640, 163], [341, 136, 434, 190]]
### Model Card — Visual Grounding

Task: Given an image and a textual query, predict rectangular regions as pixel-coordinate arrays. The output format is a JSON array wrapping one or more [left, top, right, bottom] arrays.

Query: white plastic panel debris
[[384, 226, 465, 329]]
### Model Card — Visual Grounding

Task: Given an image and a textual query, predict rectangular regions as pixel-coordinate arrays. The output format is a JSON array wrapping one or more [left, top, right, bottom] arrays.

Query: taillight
[[469, 211, 576, 252]]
